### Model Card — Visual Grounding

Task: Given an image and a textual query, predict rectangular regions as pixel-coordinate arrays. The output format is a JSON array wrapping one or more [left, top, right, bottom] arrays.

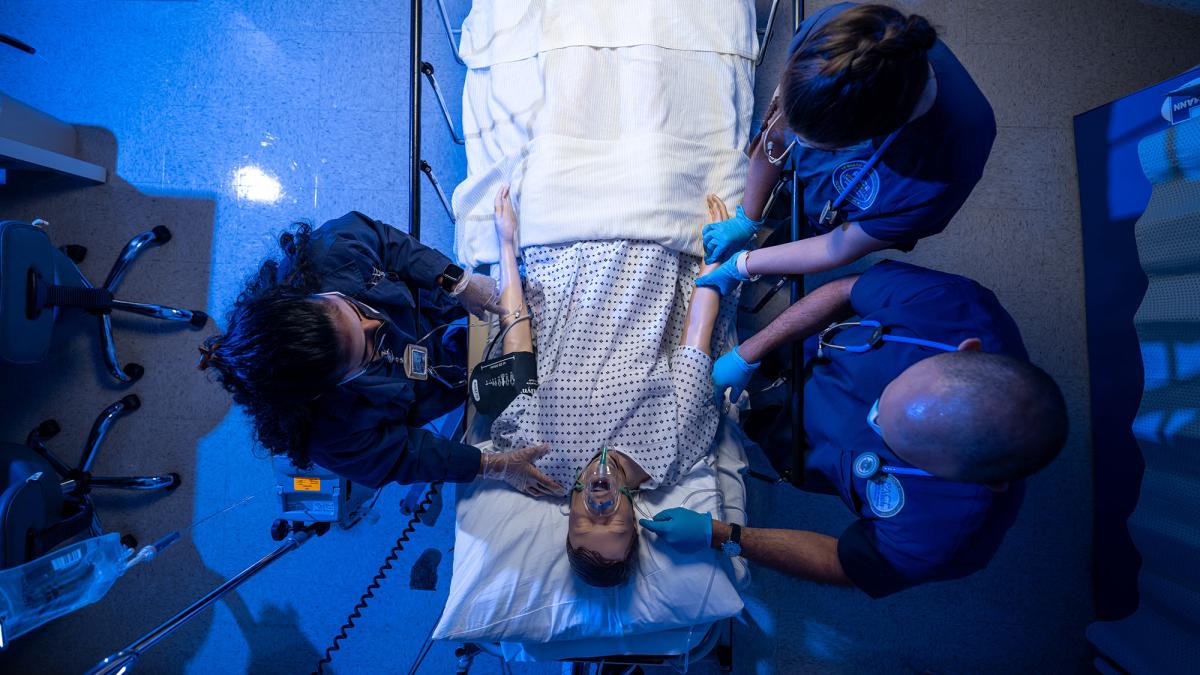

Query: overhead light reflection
[[233, 165, 283, 204]]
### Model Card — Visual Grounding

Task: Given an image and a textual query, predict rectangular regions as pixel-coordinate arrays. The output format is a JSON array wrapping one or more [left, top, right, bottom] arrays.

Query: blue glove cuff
[[731, 346, 761, 371], [735, 205, 765, 228]]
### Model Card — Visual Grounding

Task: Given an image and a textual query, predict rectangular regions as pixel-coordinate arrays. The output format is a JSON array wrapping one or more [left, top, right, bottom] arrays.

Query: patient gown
[[489, 239, 736, 494]]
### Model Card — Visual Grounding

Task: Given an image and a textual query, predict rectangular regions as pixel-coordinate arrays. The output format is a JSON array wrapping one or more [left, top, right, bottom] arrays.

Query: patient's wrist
[[711, 520, 731, 549], [498, 304, 529, 328]]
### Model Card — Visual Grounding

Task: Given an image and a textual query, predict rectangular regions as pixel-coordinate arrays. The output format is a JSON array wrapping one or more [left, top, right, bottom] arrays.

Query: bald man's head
[[874, 351, 1068, 485]]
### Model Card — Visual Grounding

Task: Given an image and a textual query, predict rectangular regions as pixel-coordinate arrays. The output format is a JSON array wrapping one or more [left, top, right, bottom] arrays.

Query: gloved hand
[[452, 270, 505, 320], [639, 507, 713, 553], [695, 251, 751, 295], [703, 206, 763, 264], [479, 444, 563, 496], [712, 346, 760, 406]]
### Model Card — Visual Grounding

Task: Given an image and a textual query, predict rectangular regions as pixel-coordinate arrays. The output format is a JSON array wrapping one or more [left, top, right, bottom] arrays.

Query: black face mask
[[468, 314, 538, 416]]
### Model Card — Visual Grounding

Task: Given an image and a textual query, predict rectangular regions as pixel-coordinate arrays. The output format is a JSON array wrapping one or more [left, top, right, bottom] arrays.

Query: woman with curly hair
[[199, 211, 561, 495]]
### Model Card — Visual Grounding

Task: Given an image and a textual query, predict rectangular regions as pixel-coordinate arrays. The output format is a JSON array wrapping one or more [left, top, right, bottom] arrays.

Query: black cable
[[313, 481, 444, 675]]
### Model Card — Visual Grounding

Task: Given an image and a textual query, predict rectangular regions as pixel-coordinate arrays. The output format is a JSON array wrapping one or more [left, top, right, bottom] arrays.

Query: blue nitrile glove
[[695, 251, 751, 295], [712, 346, 760, 406], [639, 507, 713, 553], [703, 206, 763, 264]]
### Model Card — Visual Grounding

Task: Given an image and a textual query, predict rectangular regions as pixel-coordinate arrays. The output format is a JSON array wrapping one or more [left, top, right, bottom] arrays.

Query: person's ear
[[957, 337, 983, 352]]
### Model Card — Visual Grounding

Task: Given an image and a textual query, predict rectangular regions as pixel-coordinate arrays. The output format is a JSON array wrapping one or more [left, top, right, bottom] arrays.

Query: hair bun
[[904, 14, 937, 52]]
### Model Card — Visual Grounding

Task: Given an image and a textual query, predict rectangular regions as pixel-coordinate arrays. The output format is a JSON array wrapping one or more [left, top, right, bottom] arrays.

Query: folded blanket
[[458, 0, 759, 68], [453, 1, 758, 267]]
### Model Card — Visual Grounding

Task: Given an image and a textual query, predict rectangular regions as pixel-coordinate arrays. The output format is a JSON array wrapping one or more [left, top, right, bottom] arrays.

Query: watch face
[[441, 264, 465, 289]]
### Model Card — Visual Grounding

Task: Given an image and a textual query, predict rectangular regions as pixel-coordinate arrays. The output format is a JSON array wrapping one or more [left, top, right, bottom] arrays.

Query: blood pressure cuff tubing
[[468, 350, 538, 416]]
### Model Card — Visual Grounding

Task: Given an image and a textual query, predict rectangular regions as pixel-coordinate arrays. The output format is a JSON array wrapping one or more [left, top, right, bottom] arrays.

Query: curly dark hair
[[199, 224, 344, 467]]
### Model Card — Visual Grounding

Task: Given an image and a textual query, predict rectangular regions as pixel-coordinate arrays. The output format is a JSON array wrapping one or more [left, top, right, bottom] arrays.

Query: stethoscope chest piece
[[818, 199, 842, 228], [853, 451, 882, 479], [855, 452, 907, 518]]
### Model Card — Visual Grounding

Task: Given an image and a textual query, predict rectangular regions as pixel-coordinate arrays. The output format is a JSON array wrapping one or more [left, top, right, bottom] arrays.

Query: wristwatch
[[439, 263, 466, 293], [720, 523, 742, 558]]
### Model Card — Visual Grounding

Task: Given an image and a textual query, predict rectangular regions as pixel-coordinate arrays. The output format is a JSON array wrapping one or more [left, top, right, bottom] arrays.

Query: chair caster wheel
[[189, 310, 208, 328], [62, 244, 88, 263], [270, 519, 289, 542], [152, 225, 172, 243], [120, 394, 141, 410], [36, 419, 61, 439], [121, 534, 138, 550], [123, 363, 145, 381], [166, 472, 182, 491]]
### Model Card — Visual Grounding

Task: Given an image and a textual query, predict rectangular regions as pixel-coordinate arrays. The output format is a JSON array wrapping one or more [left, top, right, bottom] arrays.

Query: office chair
[[0, 219, 207, 383], [0, 394, 180, 570]]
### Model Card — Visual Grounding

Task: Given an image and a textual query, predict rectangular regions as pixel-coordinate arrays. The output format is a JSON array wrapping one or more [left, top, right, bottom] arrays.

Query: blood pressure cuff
[[468, 350, 538, 416]]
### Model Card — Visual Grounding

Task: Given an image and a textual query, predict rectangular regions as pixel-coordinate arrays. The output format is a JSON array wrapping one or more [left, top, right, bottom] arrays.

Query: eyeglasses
[[318, 292, 392, 385], [867, 398, 883, 438]]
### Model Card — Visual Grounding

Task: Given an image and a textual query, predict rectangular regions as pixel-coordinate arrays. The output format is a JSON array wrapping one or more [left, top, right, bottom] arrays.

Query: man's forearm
[[711, 520, 851, 587], [738, 275, 858, 363]]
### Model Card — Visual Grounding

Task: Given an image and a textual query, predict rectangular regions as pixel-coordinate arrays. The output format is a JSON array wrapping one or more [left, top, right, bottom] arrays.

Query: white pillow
[[433, 453, 743, 644]]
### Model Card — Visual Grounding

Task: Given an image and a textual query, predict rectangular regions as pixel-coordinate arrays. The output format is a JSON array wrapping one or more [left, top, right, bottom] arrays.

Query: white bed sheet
[[452, 0, 758, 267]]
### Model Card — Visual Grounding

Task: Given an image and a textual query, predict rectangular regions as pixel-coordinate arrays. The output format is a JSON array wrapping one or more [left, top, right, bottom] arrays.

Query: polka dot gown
[[490, 240, 737, 494]]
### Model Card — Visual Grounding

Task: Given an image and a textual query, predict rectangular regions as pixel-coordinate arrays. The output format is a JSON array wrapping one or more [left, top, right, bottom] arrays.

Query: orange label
[[293, 477, 321, 491]]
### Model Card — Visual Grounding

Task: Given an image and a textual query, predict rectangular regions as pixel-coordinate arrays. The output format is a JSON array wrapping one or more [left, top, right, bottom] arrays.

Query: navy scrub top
[[787, 2, 996, 250], [283, 211, 481, 488], [802, 261, 1028, 598]]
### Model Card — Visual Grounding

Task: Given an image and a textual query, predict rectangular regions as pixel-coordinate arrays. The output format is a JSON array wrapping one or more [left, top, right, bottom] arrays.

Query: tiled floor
[[2, 1, 1200, 673]]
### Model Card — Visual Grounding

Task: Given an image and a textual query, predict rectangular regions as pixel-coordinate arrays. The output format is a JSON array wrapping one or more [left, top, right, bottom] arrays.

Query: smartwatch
[[439, 263, 465, 293], [720, 523, 742, 558]]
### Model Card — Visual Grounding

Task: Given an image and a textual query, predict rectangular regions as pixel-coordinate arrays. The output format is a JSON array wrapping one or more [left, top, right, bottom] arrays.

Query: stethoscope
[[816, 319, 958, 481], [816, 319, 959, 359], [852, 451, 932, 480], [817, 125, 904, 228]]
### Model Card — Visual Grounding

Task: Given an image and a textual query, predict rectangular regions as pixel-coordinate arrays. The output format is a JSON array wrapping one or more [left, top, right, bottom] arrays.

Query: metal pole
[[789, 0, 805, 487], [410, 0, 423, 241], [85, 530, 315, 675], [434, 0, 465, 65]]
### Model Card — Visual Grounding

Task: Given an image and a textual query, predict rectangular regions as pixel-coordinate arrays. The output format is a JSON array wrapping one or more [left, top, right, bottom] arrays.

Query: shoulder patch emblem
[[866, 473, 905, 518], [831, 160, 881, 211]]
